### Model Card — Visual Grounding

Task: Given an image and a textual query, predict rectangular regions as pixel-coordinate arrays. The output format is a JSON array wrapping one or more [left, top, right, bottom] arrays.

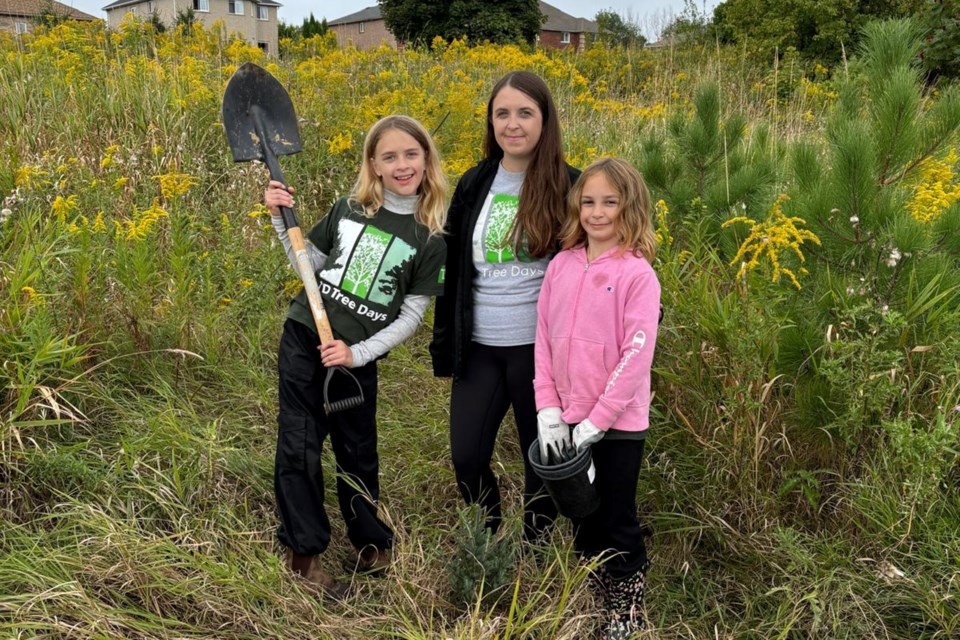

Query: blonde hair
[[561, 157, 657, 262], [351, 115, 448, 236]]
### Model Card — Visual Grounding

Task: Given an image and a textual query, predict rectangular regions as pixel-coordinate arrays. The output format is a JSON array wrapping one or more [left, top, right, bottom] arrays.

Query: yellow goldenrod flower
[[153, 172, 198, 200], [14, 165, 45, 189], [92, 211, 106, 233], [326, 132, 353, 155], [51, 194, 79, 222], [906, 148, 960, 223], [124, 199, 169, 241], [722, 194, 821, 289], [655, 199, 672, 248]]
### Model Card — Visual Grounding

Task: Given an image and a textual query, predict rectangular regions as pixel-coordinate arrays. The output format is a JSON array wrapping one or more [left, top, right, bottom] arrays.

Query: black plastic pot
[[528, 440, 600, 519]]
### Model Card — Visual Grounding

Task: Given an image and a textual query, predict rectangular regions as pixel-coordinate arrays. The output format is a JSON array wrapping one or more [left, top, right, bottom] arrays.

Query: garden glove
[[537, 407, 572, 464], [573, 418, 604, 452]]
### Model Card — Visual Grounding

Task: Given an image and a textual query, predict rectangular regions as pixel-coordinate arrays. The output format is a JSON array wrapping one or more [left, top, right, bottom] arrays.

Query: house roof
[[0, 0, 98, 20], [328, 2, 596, 33], [103, 0, 279, 8], [327, 5, 380, 26], [540, 1, 596, 34]]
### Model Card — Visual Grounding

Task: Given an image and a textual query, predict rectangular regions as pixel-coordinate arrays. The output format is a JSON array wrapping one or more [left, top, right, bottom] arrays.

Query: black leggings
[[449, 342, 557, 540], [572, 438, 647, 579]]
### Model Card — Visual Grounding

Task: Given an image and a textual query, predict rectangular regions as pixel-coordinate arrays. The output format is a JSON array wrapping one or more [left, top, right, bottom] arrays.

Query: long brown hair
[[352, 115, 448, 236], [484, 71, 569, 258], [561, 158, 657, 262]]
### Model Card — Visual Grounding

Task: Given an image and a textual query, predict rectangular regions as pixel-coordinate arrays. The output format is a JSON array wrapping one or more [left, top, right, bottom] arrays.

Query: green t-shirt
[[287, 197, 446, 346]]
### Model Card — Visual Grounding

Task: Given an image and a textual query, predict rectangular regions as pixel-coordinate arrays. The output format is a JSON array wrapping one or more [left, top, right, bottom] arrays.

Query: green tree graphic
[[343, 228, 391, 298], [484, 196, 517, 263]]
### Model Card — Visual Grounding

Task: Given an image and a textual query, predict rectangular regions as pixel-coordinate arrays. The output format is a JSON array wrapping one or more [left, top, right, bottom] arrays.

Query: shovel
[[222, 62, 363, 414]]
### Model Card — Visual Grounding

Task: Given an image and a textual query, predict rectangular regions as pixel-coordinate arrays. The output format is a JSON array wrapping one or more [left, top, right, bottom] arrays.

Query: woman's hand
[[319, 340, 353, 368], [264, 180, 295, 217]]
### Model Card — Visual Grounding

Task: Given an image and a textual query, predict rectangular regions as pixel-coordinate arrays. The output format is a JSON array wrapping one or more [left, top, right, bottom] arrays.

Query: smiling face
[[578, 171, 622, 257], [370, 128, 426, 196], [490, 85, 544, 172]]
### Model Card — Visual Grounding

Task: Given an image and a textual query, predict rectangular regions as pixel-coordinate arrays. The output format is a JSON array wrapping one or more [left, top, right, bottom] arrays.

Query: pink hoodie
[[534, 245, 660, 432]]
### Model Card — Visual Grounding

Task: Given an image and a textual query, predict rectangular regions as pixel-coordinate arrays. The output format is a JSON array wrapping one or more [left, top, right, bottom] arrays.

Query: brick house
[[327, 4, 395, 50], [0, 0, 98, 35], [103, 0, 281, 54], [538, 1, 596, 52], [328, 1, 597, 51]]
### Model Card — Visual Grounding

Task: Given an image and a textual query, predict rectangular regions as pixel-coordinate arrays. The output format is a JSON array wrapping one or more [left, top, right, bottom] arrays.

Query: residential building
[[103, 0, 281, 54], [328, 1, 597, 51], [327, 4, 394, 50], [538, 0, 596, 52], [0, 0, 98, 35]]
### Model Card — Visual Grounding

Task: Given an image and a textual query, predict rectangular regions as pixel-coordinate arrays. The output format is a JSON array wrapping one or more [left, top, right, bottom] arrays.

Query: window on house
[[257, 5, 268, 19], [15, 21, 28, 34], [258, 41, 268, 52], [229, 0, 244, 15], [561, 32, 571, 44], [193, 0, 209, 12], [147, 1, 154, 12], [359, 22, 365, 33]]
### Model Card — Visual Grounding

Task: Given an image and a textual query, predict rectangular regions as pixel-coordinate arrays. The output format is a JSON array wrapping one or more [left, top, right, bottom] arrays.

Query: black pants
[[450, 342, 558, 540], [572, 438, 647, 579], [274, 319, 393, 556]]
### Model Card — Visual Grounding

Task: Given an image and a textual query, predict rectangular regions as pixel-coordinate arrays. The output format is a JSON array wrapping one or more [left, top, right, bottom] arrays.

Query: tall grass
[[2, 18, 958, 639]]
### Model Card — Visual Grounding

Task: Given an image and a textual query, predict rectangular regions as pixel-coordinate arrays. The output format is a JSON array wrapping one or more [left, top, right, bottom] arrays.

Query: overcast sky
[[64, 1, 717, 40]]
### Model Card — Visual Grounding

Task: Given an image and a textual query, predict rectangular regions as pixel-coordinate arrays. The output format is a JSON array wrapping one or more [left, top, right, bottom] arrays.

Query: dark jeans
[[274, 319, 393, 556], [572, 438, 647, 579], [449, 342, 558, 540]]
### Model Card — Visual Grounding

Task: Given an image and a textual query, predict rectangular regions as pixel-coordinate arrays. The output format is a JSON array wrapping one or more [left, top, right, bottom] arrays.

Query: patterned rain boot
[[601, 569, 646, 640]]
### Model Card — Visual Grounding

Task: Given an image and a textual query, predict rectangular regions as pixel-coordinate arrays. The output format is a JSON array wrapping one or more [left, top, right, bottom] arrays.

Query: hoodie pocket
[[557, 337, 607, 402]]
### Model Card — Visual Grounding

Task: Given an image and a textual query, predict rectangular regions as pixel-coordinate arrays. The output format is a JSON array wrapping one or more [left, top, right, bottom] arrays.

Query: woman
[[430, 71, 579, 541]]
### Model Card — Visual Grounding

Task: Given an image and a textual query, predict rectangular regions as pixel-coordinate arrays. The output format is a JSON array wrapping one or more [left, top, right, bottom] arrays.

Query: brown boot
[[344, 545, 392, 576], [284, 548, 350, 599]]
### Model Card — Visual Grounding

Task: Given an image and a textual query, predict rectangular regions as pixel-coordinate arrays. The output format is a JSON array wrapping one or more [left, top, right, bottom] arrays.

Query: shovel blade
[[222, 62, 302, 163]]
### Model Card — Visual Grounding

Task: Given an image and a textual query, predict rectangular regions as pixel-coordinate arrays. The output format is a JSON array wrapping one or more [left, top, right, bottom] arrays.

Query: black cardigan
[[429, 158, 581, 378]]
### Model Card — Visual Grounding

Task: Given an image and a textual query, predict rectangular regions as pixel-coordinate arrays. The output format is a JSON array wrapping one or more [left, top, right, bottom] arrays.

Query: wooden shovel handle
[[286, 224, 334, 345]]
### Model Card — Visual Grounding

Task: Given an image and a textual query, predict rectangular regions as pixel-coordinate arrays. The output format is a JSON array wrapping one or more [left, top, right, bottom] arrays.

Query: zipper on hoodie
[[565, 251, 589, 388]]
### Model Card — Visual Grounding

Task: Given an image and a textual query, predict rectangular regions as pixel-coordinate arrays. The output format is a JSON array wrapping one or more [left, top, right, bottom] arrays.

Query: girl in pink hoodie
[[534, 158, 661, 638]]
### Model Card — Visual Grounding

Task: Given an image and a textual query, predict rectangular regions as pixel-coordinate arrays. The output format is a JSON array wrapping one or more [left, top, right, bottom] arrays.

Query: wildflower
[[51, 195, 79, 222], [21, 286, 43, 305], [153, 172, 197, 200], [100, 145, 120, 170], [114, 177, 130, 189], [14, 165, 44, 189], [0, 208, 11, 223], [124, 199, 169, 240], [722, 194, 821, 289], [885, 247, 902, 268], [906, 148, 960, 223], [92, 211, 106, 233], [655, 199, 672, 248], [849, 215, 859, 224], [327, 132, 353, 155]]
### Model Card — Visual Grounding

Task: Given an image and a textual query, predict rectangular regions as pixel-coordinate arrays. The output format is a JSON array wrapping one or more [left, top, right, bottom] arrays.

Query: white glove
[[537, 407, 571, 463], [573, 418, 604, 451]]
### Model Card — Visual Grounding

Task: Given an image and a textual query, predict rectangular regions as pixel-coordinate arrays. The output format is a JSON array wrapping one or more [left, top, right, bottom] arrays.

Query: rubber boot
[[284, 548, 349, 599], [601, 569, 646, 639]]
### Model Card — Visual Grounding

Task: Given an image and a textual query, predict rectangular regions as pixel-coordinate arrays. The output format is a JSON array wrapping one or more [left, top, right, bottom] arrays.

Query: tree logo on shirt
[[321, 219, 415, 304], [484, 194, 519, 263]]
